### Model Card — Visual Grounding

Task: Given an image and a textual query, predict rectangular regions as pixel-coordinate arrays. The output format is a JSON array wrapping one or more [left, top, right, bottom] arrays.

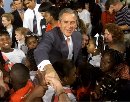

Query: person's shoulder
[[11, 10, 18, 14], [24, 8, 31, 14]]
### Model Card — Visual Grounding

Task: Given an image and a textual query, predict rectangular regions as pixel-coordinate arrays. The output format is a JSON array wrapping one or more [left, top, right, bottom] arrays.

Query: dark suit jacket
[[34, 27, 83, 66], [12, 9, 26, 27]]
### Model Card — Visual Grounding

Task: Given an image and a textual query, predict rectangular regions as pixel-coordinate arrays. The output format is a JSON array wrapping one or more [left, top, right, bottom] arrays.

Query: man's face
[[14, 0, 23, 10], [112, 3, 120, 12], [24, 0, 35, 9], [104, 29, 113, 43], [58, 13, 77, 37]]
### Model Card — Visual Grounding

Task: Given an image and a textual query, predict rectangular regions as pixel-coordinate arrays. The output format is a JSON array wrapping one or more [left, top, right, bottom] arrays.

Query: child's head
[[25, 35, 39, 50], [10, 63, 30, 91], [87, 36, 104, 54], [15, 27, 28, 41], [38, 2, 52, 17], [82, 34, 89, 48], [86, 37, 96, 54], [100, 49, 124, 73], [0, 31, 12, 50], [1, 13, 14, 27], [52, 59, 76, 86]]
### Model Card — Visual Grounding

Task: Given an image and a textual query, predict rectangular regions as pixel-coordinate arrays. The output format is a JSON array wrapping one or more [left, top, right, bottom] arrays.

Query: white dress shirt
[[23, 4, 43, 36]]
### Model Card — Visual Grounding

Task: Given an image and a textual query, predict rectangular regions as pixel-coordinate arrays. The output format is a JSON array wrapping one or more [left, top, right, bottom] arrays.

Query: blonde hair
[[1, 13, 14, 23], [15, 27, 28, 37]]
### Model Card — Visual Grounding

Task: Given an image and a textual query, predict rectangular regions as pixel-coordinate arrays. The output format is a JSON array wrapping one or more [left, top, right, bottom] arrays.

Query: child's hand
[[45, 76, 64, 95], [36, 70, 47, 87], [0, 70, 9, 97]]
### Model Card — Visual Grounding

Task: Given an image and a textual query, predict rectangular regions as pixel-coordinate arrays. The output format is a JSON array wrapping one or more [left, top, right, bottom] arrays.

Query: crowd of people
[[0, 0, 130, 101]]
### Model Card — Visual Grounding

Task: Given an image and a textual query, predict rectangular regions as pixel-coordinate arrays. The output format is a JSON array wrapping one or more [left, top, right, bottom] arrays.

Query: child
[[87, 36, 103, 67], [9, 63, 34, 102], [0, 31, 26, 72], [25, 35, 39, 71], [15, 27, 28, 54], [92, 49, 124, 101], [52, 59, 77, 102]]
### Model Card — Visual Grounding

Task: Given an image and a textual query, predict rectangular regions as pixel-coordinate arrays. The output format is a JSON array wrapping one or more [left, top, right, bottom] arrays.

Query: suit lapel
[[55, 27, 69, 59], [72, 32, 80, 62]]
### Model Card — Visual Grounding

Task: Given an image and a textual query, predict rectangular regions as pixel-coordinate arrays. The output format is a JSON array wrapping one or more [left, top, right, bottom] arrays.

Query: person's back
[[9, 63, 34, 102], [52, 59, 77, 102]]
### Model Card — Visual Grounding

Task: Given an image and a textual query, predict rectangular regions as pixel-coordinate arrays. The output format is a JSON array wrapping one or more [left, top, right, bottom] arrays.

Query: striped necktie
[[33, 10, 38, 34]]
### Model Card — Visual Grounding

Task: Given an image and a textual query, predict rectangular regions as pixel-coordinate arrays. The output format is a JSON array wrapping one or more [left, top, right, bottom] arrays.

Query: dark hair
[[0, 30, 10, 37], [104, 23, 124, 43], [10, 63, 30, 85], [0, 50, 5, 67], [38, 2, 52, 12], [88, 36, 104, 53], [105, 0, 112, 10], [52, 59, 75, 79], [25, 34, 39, 44], [26, 49, 38, 71], [45, 6, 59, 20], [102, 49, 124, 66]]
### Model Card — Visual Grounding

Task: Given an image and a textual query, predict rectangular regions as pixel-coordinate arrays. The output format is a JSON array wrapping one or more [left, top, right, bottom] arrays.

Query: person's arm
[[46, 76, 71, 102], [34, 32, 60, 80], [24, 71, 48, 102], [24, 85, 46, 102], [119, 25, 129, 30]]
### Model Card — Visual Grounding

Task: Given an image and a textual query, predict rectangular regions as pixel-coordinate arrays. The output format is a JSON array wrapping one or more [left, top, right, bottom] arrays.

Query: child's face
[[26, 37, 38, 49], [15, 31, 24, 41], [65, 67, 77, 85], [104, 29, 113, 43], [86, 39, 95, 54], [82, 34, 89, 48], [100, 54, 113, 72], [2, 17, 11, 27], [0, 35, 12, 50]]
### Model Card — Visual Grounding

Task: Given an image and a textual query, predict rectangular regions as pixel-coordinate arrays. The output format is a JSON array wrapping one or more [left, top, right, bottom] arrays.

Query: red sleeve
[[101, 12, 107, 29]]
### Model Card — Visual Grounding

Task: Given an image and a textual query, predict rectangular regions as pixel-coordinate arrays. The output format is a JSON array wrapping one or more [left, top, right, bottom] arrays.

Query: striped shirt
[[115, 6, 130, 27]]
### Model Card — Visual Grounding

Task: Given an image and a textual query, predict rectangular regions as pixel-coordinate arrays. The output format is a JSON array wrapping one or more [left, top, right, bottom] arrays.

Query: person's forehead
[[14, 0, 22, 3], [61, 13, 76, 19], [24, 0, 32, 4]]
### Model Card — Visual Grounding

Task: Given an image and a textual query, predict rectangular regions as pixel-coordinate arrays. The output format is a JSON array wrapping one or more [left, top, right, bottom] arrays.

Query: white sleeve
[[37, 60, 51, 71]]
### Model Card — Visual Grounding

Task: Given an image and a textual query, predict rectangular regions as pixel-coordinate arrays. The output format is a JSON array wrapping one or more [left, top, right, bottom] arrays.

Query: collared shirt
[[115, 5, 130, 27], [23, 4, 43, 36], [64, 35, 73, 60], [7, 25, 13, 40]]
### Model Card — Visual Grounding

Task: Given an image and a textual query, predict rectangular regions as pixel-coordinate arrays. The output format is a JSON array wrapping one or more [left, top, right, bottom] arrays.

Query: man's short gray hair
[[59, 8, 78, 21]]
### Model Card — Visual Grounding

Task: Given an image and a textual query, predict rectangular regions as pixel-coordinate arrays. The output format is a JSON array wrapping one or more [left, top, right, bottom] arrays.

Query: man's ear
[[58, 20, 61, 27]]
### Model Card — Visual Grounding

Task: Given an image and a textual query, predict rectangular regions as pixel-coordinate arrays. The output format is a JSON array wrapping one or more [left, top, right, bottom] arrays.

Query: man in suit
[[34, 8, 83, 78], [12, 0, 26, 27], [23, 0, 43, 37]]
